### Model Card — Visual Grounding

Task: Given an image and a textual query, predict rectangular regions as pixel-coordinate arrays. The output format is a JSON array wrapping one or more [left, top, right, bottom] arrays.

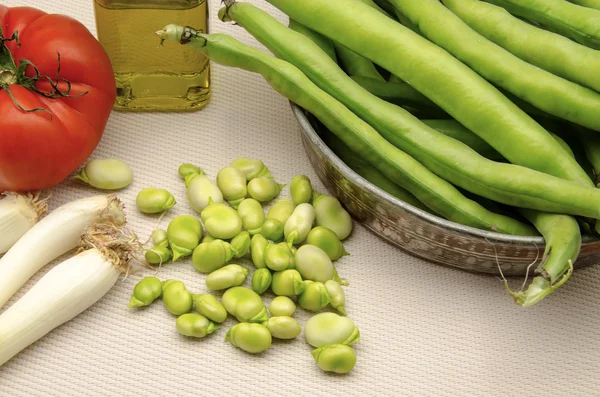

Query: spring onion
[[0, 192, 49, 255]]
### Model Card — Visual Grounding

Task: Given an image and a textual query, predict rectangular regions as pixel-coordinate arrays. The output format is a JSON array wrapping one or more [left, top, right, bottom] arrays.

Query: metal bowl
[[291, 103, 600, 276]]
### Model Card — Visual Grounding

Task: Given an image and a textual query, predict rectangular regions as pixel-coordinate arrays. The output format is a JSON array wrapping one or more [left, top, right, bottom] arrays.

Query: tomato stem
[[0, 26, 89, 115]]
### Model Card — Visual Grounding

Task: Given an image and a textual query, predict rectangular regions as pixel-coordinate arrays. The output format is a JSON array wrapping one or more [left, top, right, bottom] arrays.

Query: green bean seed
[[206, 264, 249, 291], [230, 158, 273, 181], [252, 268, 273, 295], [263, 316, 301, 339], [230, 231, 251, 258], [152, 229, 169, 247], [185, 169, 224, 213], [247, 177, 285, 202], [290, 175, 313, 205], [217, 166, 248, 208], [298, 281, 331, 312], [201, 203, 243, 240], [176, 313, 220, 338], [145, 244, 173, 265], [178, 163, 203, 179], [192, 239, 235, 274], [264, 242, 295, 272], [312, 344, 357, 374], [128, 276, 163, 308], [304, 313, 360, 348], [162, 280, 193, 316], [260, 219, 284, 242], [225, 322, 272, 354], [269, 296, 296, 317], [271, 269, 306, 297], [202, 234, 216, 243], [167, 215, 203, 261], [294, 245, 334, 283], [222, 286, 269, 323], [237, 198, 265, 234], [284, 203, 316, 246], [324, 280, 347, 315], [306, 226, 349, 261], [313, 193, 353, 240], [250, 234, 269, 269], [74, 158, 133, 190], [193, 293, 228, 323], [267, 199, 295, 225], [136, 188, 176, 214]]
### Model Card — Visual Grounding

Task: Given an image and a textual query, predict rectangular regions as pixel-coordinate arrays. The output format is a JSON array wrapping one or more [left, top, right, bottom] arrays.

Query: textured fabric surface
[[1, 1, 600, 396]]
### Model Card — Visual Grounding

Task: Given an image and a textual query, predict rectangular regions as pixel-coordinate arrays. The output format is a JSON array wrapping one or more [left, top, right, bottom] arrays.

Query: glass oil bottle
[[94, 0, 210, 112]]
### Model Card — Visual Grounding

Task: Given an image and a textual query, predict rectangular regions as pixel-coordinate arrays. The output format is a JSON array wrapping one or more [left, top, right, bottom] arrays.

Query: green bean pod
[[145, 244, 173, 265], [184, 169, 224, 213], [268, 296, 296, 317], [507, 210, 580, 307], [334, 43, 385, 82], [74, 158, 133, 190], [222, 286, 269, 323], [443, 0, 600, 93], [237, 198, 265, 234], [247, 177, 285, 202], [205, 264, 249, 291], [162, 280, 193, 316], [151, 229, 169, 247], [313, 193, 353, 240], [288, 19, 337, 62], [304, 313, 360, 348], [266, 199, 295, 225], [298, 281, 331, 312], [201, 203, 243, 240], [259, 219, 284, 242], [350, 75, 441, 114], [129, 276, 163, 308], [262, 316, 302, 339], [391, 0, 600, 132], [158, 28, 550, 232], [324, 280, 347, 315], [261, 0, 591, 186], [306, 226, 349, 261], [192, 239, 235, 274], [483, 0, 600, 50], [230, 158, 273, 180], [216, 166, 248, 208], [225, 323, 272, 354], [250, 234, 269, 269], [290, 175, 313, 206], [323, 132, 430, 212], [230, 231, 251, 258], [251, 268, 273, 295], [294, 245, 334, 283], [567, 0, 600, 10], [271, 269, 306, 297], [176, 313, 220, 338], [284, 203, 316, 246], [158, 27, 600, 224], [264, 242, 295, 272], [167, 215, 203, 261], [193, 293, 228, 323], [136, 188, 176, 214], [312, 344, 357, 374]]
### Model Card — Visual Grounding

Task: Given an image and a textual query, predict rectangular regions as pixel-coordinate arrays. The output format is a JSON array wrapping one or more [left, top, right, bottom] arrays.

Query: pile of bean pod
[[130, 158, 360, 374], [155, 0, 600, 307]]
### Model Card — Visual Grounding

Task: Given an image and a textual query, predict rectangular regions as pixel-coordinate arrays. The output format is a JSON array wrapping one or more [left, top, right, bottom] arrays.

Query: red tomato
[[0, 6, 116, 192]]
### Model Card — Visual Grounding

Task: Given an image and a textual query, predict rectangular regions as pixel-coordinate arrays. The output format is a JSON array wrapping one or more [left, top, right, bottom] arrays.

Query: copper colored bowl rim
[[291, 103, 599, 245]]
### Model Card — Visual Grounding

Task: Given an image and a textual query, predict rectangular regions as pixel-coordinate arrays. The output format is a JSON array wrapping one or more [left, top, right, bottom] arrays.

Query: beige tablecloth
[[1, 1, 599, 396]]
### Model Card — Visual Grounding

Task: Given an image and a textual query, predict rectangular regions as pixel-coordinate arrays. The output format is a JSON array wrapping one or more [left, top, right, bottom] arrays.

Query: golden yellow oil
[[94, 0, 210, 112]]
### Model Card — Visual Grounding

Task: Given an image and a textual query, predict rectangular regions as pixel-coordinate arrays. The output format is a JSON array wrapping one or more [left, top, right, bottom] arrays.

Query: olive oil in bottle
[[94, 0, 210, 112]]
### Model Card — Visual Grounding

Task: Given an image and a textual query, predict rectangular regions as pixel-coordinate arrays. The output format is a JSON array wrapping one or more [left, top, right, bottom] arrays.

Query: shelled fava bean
[[130, 160, 360, 372]]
